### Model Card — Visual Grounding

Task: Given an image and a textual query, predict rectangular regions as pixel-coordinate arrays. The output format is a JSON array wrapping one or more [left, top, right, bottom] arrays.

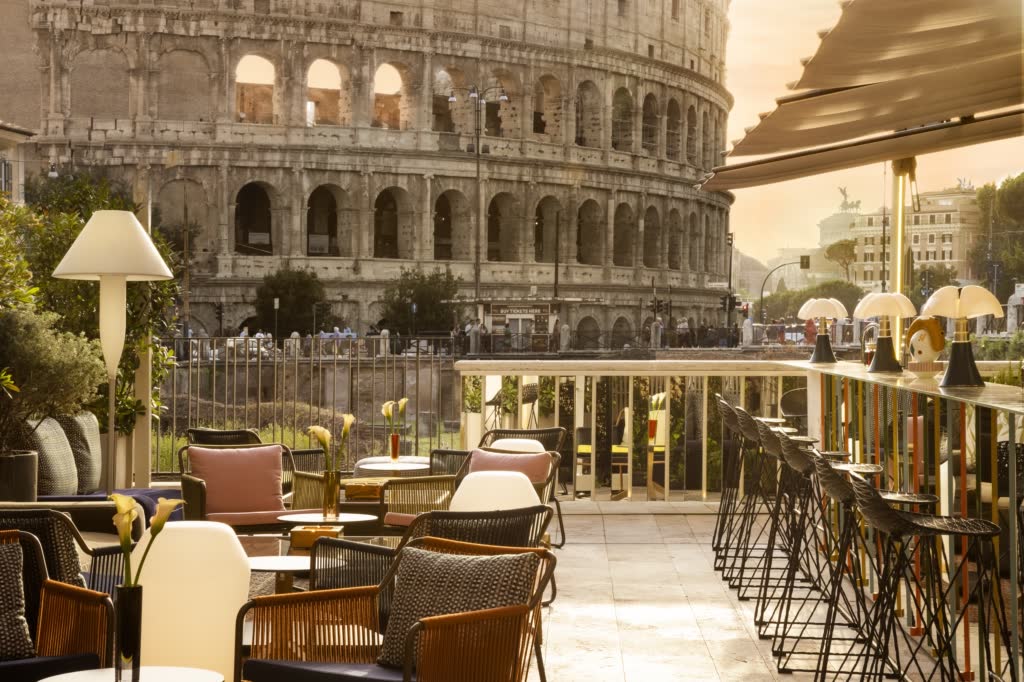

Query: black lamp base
[[809, 333, 837, 363], [940, 341, 985, 387], [868, 335, 903, 373]]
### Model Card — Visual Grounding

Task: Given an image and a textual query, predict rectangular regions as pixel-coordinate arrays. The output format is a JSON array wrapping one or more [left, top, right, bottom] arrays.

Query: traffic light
[[720, 295, 730, 312], [657, 300, 667, 314]]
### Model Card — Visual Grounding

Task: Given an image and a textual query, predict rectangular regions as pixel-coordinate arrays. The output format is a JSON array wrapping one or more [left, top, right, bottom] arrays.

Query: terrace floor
[[534, 505, 788, 681]]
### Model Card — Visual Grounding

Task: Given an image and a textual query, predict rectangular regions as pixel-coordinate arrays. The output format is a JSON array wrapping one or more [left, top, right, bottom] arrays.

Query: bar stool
[[713, 396, 744, 569], [850, 473, 1017, 682]]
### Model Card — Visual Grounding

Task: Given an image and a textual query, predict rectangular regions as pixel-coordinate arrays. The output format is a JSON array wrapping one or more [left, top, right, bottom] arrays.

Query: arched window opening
[[575, 81, 602, 148], [704, 214, 714, 273], [666, 99, 681, 161], [432, 69, 456, 132], [668, 210, 683, 270], [532, 76, 562, 138], [613, 203, 635, 266], [686, 106, 697, 163], [307, 186, 342, 256], [482, 73, 518, 138], [576, 316, 601, 349], [374, 189, 402, 258], [534, 197, 561, 263], [611, 317, 634, 349], [702, 110, 711, 168], [487, 193, 519, 262], [434, 194, 453, 260], [576, 200, 604, 265], [641, 94, 658, 155], [235, 183, 273, 255], [611, 88, 634, 152], [433, 190, 472, 260], [236, 55, 275, 124], [306, 59, 346, 126], [688, 212, 700, 271], [643, 206, 660, 268], [373, 63, 406, 129]]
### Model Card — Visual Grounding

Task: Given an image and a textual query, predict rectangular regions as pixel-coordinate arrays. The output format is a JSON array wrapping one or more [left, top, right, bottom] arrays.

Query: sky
[[724, 0, 1024, 263]]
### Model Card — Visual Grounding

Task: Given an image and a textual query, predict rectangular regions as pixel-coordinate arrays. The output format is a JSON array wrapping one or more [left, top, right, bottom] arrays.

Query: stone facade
[[6, 0, 733, 339]]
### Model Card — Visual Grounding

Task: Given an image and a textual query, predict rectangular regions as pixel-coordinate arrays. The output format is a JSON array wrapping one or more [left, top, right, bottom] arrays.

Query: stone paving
[[534, 508, 791, 682]]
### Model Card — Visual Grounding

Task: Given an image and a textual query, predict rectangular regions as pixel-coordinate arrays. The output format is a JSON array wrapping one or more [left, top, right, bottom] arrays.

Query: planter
[[0, 450, 38, 502], [115, 584, 143, 682]]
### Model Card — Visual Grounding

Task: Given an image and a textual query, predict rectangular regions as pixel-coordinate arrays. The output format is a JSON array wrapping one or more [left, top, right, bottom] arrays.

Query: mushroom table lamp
[[852, 292, 917, 373], [797, 297, 848, 363], [53, 210, 173, 492], [920, 285, 1003, 387]]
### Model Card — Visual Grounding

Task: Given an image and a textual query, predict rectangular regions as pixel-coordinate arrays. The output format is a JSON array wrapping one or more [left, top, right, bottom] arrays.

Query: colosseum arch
[[534, 195, 562, 263], [487, 192, 520, 262], [433, 189, 472, 260], [374, 187, 413, 258], [431, 68, 458, 133], [71, 48, 130, 118], [612, 203, 635, 266], [307, 185, 351, 257], [668, 209, 684, 270], [235, 55, 275, 124], [306, 59, 349, 126], [576, 316, 601, 349], [234, 182, 276, 255], [532, 75, 562, 139], [158, 50, 212, 121], [643, 206, 661, 268], [611, 316, 634, 349], [611, 88, 634, 152], [155, 178, 210, 259], [665, 99, 682, 161], [641, 94, 659, 155], [483, 70, 520, 138], [372, 63, 412, 130], [574, 81, 602, 147], [686, 105, 698, 164], [575, 199, 604, 265], [688, 211, 700, 271]]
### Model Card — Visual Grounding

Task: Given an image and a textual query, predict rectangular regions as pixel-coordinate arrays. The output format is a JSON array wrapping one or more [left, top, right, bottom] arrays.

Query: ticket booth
[[484, 303, 553, 352]]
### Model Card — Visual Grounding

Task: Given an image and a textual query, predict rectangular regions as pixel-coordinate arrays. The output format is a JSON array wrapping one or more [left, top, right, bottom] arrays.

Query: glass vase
[[647, 419, 658, 442], [114, 584, 142, 682], [389, 433, 401, 462], [322, 470, 341, 521]]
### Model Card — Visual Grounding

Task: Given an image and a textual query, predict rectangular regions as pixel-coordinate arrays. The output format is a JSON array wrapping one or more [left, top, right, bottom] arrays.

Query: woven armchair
[[378, 475, 457, 531], [0, 508, 126, 598], [429, 448, 472, 476], [187, 427, 262, 446], [236, 537, 555, 682], [479, 427, 567, 452], [0, 530, 113, 678]]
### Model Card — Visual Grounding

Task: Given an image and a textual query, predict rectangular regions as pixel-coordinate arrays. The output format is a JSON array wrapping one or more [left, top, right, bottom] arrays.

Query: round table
[[41, 666, 222, 682], [354, 456, 430, 478], [277, 512, 378, 526], [249, 554, 312, 593]]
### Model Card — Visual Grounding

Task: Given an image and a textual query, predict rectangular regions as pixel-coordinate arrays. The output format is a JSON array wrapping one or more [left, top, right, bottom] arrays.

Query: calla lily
[[110, 493, 136, 516], [112, 507, 137, 585], [150, 498, 185, 537], [397, 397, 409, 418], [307, 425, 331, 450], [381, 400, 395, 422], [341, 413, 356, 438]]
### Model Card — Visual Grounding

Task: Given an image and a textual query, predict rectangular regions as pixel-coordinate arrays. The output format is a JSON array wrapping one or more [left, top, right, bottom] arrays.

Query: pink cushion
[[189, 445, 285, 514], [383, 512, 417, 527], [467, 449, 552, 484]]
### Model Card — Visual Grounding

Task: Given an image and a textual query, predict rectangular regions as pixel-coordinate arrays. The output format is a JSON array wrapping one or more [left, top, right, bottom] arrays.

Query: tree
[[824, 239, 858, 281], [254, 267, 329, 336], [968, 174, 1024, 303], [0, 196, 37, 310], [761, 279, 863, 321], [909, 265, 959, 310], [381, 268, 464, 335]]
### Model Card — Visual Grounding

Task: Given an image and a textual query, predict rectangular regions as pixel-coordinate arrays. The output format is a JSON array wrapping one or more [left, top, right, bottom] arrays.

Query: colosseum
[[1, 0, 733, 344]]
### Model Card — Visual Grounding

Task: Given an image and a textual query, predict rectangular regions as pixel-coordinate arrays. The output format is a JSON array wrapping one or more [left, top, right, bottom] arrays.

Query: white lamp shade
[[828, 298, 849, 318], [134, 521, 250, 680], [449, 471, 541, 511], [853, 292, 916, 319], [921, 284, 1004, 319], [53, 210, 173, 281], [798, 298, 843, 320]]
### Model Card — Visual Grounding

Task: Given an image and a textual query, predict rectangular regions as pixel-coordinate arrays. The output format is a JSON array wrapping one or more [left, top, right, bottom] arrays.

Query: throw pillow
[[0, 543, 35, 661], [468, 449, 552, 484], [377, 546, 539, 668], [55, 413, 103, 494], [25, 418, 78, 496], [188, 446, 285, 514]]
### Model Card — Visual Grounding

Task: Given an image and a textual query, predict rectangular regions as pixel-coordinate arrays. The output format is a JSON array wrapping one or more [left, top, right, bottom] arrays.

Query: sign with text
[[489, 303, 550, 317]]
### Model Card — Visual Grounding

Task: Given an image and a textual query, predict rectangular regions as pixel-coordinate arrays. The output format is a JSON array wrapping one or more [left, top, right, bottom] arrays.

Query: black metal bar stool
[[713, 396, 745, 570]]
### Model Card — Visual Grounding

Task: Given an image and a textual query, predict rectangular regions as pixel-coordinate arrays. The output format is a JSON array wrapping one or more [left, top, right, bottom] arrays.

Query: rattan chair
[[479, 427, 567, 452], [187, 427, 263, 446], [0, 530, 113, 678], [378, 475, 458, 531], [0, 508, 126, 598], [429, 448, 472, 476], [236, 537, 556, 682]]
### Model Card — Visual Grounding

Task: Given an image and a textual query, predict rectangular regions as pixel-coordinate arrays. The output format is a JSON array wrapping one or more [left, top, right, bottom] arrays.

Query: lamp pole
[[759, 260, 801, 325], [726, 232, 735, 327]]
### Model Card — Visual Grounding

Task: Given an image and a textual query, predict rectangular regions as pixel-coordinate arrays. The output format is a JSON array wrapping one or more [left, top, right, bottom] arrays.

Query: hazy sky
[[724, 0, 1024, 262]]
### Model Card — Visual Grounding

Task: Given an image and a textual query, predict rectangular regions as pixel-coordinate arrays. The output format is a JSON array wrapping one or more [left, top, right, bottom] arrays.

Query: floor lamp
[[53, 210, 173, 493]]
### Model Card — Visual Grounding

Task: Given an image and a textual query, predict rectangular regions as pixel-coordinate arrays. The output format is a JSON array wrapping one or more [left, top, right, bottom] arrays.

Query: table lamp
[[920, 285, 1003, 387], [852, 292, 916, 373], [53, 210, 173, 492], [797, 297, 848, 363]]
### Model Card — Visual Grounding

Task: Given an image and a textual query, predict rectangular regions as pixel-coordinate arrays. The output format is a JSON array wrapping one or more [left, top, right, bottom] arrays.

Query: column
[[565, 187, 579, 263], [523, 181, 536, 262], [605, 192, 616, 267], [420, 173, 434, 261], [288, 168, 303, 257], [419, 52, 433, 141], [634, 193, 646, 268], [217, 38, 233, 123], [352, 46, 372, 128], [357, 171, 372, 262]]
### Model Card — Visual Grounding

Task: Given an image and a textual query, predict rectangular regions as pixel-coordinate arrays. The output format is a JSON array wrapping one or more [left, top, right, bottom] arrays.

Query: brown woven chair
[[379, 475, 458, 531], [0, 530, 113, 678], [478, 427, 567, 452], [187, 427, 262, 446], [235, 537, 555, 682]]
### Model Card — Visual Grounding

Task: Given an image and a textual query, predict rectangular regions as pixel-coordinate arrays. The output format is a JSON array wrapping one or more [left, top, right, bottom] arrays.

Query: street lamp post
[[449, 85, 509, 306]]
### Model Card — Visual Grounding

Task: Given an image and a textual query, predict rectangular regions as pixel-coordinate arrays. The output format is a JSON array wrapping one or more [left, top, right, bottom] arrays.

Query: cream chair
[[134, 521, 250, 680], [449, 471, 541, 512]]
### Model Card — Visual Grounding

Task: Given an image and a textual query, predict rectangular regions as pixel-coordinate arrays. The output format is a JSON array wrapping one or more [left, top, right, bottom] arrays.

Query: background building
[[0, 0, 733, 342], [0, 121, 34, 204]]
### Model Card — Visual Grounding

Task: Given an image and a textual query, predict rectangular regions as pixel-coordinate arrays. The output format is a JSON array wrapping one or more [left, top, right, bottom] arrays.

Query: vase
[[647, 419, 658, 442], [114, 584, 142, 682], [389, 433, 401, 461], [322, 470, 341, 521]]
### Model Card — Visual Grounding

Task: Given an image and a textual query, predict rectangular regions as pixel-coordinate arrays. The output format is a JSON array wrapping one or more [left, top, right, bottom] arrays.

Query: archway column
[[419, 174, 433, 261], [565, 189, 579, 264], [356, 171, 371, 262], [522, 182, 536, 263], [288, 168, 303, 257], [605, 193, 616, 268], [634, 195, 646, 269]]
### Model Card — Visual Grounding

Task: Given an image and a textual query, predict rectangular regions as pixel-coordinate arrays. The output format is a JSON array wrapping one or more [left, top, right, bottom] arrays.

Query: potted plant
[[0, 309, 105, 500]]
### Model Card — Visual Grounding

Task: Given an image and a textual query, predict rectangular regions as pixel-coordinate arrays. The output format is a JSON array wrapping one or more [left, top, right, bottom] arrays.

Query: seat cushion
[[377, 545, 539, 667], [25, 418, 78, 496], [383, 512, 416, 527], [244, 659, 406, 682], [55, 413, 103, 494], [0, 542, 34, 661], [468, 449, 551, 485], [188, 445, 285, 514], [0, 653, 100, 681], [487, 438, 545, 453]]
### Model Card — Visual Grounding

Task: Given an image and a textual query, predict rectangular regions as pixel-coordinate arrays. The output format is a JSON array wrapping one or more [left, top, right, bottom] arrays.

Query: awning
[[702, 109, 1023, 192]]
